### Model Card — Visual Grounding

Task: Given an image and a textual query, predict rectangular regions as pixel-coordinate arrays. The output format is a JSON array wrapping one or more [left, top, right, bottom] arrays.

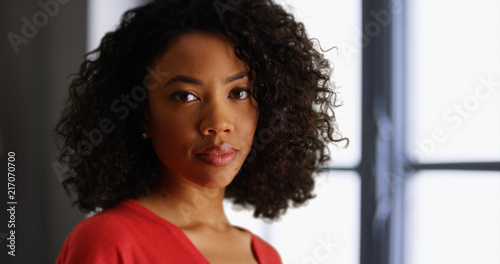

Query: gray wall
[[1, 1, 87, 263]]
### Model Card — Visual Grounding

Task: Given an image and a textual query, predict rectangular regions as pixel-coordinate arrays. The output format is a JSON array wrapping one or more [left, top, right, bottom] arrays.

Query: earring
[[141, 133, 149, 139]]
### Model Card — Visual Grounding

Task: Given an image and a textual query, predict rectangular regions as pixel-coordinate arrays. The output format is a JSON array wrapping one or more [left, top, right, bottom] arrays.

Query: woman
[[55, 0, 346, 263]]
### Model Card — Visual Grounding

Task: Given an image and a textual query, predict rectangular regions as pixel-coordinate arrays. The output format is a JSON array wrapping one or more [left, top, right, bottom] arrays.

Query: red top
[[56, 199, 281, 264]]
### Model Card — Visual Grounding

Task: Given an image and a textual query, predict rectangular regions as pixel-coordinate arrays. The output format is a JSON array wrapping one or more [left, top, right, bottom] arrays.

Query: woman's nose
[[199, 100, 235, 136]]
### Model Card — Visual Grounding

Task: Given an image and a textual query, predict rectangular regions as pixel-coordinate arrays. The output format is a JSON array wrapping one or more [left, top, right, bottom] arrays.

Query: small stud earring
[[141, 133, 149, 139]]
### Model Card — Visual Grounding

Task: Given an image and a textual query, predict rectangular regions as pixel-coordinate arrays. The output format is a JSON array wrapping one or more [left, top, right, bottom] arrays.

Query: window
[[403, 1, 500, 264], [405, 171, 500, 264], [87, 0, 144, 51]]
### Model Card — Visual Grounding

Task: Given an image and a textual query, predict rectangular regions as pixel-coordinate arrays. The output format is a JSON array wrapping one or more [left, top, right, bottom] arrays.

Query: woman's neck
[[136, 172, 231, 231]]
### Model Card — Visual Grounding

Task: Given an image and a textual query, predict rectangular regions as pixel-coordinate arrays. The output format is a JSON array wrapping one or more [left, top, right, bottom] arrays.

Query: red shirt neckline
[[119, 198, 261, 263]]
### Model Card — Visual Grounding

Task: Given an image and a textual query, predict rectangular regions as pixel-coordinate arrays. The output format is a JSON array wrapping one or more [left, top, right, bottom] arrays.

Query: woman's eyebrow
[[224, 71, 248, 84], [164, 72, 248, 88], [164, 75, 203, 87]]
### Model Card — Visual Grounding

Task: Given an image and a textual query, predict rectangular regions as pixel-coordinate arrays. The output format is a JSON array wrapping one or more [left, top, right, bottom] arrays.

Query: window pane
[[275, 0, 362, 167], [225, 171, 361, 264], [405, 171, 500, 264], [406, 0, 500, 163], [87, 0, 143, 51]]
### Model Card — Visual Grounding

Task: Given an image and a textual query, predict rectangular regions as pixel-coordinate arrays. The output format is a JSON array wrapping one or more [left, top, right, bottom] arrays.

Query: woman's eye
[[171, 92, 198, 102], [230, 88, 251, 100]]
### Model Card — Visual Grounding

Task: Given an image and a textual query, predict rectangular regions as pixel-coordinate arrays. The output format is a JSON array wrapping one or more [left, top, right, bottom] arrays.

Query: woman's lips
[[196, 151, 237, 166], [195, 143, 237, 167]]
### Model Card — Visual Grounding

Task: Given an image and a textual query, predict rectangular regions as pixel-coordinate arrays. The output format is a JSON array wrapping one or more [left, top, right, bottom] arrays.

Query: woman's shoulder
[[235, 226, 283, 264], [57, 199, 215, 264], [56, 199, 151, 263], [251, 234, 282, 264], [68, 199, 138, 239]]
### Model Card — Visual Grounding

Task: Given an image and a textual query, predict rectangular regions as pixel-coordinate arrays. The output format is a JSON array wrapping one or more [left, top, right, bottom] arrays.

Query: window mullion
[[389, 1, 407, 264], [412, 162, 500, 171], [360, 0, 394, 264]]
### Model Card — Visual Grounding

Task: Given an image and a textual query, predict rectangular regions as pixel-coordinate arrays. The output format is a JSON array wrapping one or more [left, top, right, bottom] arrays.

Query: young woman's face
[[144, 32, 258, 188]]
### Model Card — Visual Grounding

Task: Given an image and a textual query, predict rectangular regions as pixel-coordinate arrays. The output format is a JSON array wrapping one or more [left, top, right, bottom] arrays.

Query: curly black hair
[[55, 0, 347, 220]]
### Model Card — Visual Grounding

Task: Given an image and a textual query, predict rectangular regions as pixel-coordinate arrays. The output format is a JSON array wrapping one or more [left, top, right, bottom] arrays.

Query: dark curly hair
[[55, 0, 347, 220]]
